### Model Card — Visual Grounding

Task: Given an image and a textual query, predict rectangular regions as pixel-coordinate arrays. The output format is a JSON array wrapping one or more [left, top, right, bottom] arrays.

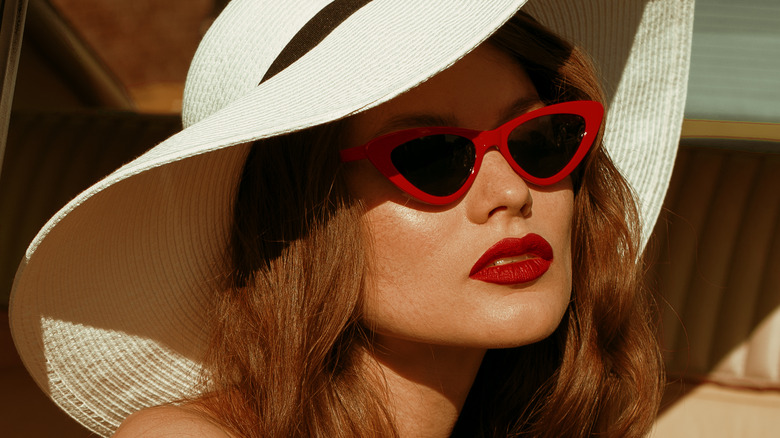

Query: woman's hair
[[195, 11, 663, 438]]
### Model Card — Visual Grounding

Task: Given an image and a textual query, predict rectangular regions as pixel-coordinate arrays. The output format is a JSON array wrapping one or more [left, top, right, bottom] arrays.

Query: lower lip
[[469, 258, 551, 285]]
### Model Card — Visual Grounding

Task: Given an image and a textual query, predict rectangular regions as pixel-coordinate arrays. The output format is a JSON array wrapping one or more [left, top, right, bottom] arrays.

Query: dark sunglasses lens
[[507, 113, 586, 178], [390, 134, 475, 197]]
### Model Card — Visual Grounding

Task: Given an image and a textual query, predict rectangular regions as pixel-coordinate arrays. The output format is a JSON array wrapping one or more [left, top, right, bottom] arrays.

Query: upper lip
[[469, 233, 554, 277]]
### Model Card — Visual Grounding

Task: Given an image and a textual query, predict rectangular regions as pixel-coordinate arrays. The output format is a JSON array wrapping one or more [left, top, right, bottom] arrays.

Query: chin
[[482, 323, 564, 350], [472, 293, 571, 349]]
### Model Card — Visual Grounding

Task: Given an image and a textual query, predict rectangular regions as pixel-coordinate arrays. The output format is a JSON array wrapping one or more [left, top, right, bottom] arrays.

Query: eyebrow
[[369, 96, 543, 138], [497, 97, 544, 125], [370, 114, 458, 138]]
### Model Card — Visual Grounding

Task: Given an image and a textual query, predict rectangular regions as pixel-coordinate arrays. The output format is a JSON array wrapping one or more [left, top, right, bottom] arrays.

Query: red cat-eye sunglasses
[[340, 100, 604, 205]]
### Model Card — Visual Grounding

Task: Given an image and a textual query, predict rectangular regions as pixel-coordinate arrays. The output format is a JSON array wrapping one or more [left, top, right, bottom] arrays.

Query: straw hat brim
[[9, 0, 694, 435]]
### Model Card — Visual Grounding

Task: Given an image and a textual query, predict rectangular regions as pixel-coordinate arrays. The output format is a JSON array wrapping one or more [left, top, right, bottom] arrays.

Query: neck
[[363, 336, 486, 438]]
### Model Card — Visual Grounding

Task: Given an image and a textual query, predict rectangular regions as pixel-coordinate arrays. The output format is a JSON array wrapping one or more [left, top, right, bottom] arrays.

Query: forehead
[[347, 43, 539, 143]]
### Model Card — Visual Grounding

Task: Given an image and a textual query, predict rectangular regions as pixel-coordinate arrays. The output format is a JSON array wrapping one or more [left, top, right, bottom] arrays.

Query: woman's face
[[344, 44, 573, 351]]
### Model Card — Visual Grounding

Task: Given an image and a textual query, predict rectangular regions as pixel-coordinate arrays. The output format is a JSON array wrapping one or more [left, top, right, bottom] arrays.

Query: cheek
[[536, 184, 575, 302], [359, 205, 470, 345], [346, 165, 467, 335], [345, 160, 453, 260], [536, 186, 574, 279], [361, 203, 456, 301]]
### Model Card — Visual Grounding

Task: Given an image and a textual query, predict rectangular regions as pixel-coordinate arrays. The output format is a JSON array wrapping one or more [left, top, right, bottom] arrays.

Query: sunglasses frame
[[340, 100, 604, 205]]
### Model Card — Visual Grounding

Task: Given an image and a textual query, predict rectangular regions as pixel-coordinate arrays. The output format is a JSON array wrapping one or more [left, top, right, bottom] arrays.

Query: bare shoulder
[[112, 405, 233, 437]]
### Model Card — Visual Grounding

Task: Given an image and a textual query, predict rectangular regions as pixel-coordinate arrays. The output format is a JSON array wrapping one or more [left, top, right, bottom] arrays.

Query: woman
[[9, 1, 694, 437]]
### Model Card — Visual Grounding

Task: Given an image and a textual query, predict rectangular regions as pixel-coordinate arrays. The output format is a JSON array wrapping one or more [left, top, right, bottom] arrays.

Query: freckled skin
[[344, 44, 574, 352]]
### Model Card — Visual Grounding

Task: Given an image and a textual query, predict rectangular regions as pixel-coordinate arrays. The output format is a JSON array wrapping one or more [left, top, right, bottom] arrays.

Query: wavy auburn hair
[[195, 11, 663, 438]]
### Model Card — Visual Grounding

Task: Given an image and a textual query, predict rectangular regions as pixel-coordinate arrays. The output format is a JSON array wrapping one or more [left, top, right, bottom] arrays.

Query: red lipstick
[[469, 234, 553, 285]]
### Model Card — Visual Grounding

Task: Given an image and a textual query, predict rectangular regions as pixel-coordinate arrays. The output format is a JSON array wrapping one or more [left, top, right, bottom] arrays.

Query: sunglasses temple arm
[[339, 145, 367, 163]]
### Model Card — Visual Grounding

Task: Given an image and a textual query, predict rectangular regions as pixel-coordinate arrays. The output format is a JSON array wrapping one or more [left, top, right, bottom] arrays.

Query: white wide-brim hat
[[10, 0, 694, 435]]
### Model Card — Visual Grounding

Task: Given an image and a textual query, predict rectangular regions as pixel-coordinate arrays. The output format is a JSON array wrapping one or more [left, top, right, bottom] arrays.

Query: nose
[[464, 147, 533, 224]]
